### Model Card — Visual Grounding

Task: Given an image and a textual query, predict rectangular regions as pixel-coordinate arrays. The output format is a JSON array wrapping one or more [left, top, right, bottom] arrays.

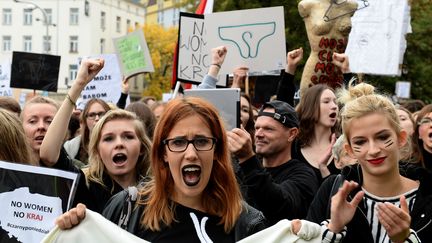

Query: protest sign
[[176, 13, 227, 86], [113, 29, 154, 78], [10, 52, 60, 92], [205, 6, 286, 75], [0, 60, 12, 97], [75, 54, 129, 110], [395, 81, 411, 99], [0, 161, 79, 243], [346, 0, 410, 75], [184, 88, 240, 130]]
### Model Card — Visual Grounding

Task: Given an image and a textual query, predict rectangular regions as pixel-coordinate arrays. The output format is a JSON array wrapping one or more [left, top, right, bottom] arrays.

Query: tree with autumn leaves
[[139, 24, 177, 100]]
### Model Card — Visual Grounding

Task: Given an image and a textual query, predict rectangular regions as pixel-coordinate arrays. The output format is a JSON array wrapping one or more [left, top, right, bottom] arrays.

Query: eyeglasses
[[86, 111, 106, 120], [163, 137, 217, 152], [418, 118, 432, 126]]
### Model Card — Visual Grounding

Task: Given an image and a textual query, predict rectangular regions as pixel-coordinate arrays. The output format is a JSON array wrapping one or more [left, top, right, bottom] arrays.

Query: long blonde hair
[[86, 109, 151, 190], [140, 97, 243, 233]]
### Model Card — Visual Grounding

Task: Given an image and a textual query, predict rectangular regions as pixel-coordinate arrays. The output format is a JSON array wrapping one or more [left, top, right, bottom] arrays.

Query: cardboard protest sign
[[10, 52, 60, 92], [0, 161, 79, 243], [346, 0, 410, 75], [113, 29, 154, 78], [75, 54, 129, 110], [0, 60, 13, 97], [177, 13, 227, 86], [205, 6, 286, 75], [184, 88, 240, 130]]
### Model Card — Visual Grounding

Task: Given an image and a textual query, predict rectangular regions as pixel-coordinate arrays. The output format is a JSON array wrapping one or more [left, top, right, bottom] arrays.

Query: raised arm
[[198, 46, 227, 89], [40, 59, 105, 166]]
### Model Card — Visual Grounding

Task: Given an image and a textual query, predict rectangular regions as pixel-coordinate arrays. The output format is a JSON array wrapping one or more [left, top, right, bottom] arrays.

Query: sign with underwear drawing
[[0, 161, 79, 243], [205, 6, 286, 75]]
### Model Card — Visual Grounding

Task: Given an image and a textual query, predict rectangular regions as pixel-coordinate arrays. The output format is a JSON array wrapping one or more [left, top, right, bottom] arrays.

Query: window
[[44, 8, 52, 25], [23, 36, 32, 52], [43, 36, 51, 53], [100, 38, 105, 54], [24, 8, 33, 25], [70, 8, 79, 25], [116, 16, 121, 33], [69, 64, 78, 81], [126, 19, 131, 32], [2, 36, 11, 51], [100, 11, 106, 30], [69, 36, 78, 53], [2, 9, 12, 25]]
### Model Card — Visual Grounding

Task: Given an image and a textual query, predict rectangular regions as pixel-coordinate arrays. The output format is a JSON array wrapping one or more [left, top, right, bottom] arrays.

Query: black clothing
[[102, 190, 268, 242], [292, 139, 340, 185], [276, 71, 296, 107], [307, 164, 432, 242], [421, 147, 432, 171], [239, 155, 319, 224], [116, 92, 128, 109], [44, 148, 123, 214]]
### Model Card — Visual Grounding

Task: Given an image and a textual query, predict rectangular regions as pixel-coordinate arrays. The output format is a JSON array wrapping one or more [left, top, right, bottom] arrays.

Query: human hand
[[227, 126, 254, 163], [232, 66, 249, 88], [377, 196, 411, 243], [75, 59, 105, 87], [286, 48, 303, 74], [328, 180, 364, 233], [121, 76, 130, 94], [318, 134, 336, 177], [211, 46, 227, 67], [55, 203, 86, 230], [332, 53, 350, 73]]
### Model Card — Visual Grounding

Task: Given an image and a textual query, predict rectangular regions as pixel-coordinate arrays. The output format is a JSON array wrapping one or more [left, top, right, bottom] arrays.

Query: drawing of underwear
[[218, 22, 276, 59]]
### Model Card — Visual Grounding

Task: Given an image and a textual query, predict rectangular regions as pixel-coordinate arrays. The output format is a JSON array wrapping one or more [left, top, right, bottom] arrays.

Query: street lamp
[[14, 0, 50, 54]]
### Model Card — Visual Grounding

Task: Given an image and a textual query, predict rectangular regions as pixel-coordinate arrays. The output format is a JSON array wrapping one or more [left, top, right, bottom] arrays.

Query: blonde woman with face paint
[[307, 82, 432, 242]]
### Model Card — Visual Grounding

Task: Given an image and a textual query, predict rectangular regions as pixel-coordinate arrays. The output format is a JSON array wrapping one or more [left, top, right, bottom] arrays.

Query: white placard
[[0, 60, 12, 96], [346, 0, 410, 76], [205, 6, 286, 75], [177, 13, 216, 85], [395, 81, 410, 99], [76, 54, 129, 110]]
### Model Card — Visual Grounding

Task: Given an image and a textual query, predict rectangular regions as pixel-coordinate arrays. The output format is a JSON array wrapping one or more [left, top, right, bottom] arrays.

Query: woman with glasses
[[40, 59, 152, 214], [63, 98, 111, 166], [411, 104, 432, 171], [55, 97, 267, 242]]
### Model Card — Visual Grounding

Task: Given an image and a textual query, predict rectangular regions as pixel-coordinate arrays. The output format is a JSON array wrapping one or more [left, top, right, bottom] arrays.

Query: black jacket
[[307, 164, 432, 242], [102, 189, 268, 242], [239, 155, 319, 224]]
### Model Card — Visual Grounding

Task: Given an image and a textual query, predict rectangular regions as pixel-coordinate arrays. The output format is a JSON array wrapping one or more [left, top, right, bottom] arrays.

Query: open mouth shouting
[[112, 153, 128, 165], [329, 112, 337, 119], [182, 164, 201, 186], [34, 135, 45, 143]]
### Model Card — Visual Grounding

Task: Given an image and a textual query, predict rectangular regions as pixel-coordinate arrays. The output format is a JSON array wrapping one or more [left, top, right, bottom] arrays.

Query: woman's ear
[[344, 142, 355, 158], [398, 129, 408, 148]]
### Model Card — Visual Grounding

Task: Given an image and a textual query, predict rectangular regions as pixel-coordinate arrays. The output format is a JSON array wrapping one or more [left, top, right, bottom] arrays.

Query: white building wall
[[0, 0, 145, 93]]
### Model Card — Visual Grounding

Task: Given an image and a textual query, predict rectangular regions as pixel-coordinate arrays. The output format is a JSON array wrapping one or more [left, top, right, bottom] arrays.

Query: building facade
[[1, 0, 146, 94]]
